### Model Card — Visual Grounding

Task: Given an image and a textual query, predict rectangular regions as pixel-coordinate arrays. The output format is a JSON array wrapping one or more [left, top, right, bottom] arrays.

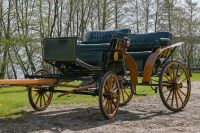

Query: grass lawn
[[191, 73, 200, 81], [0, 86, 153, 119], [0, 73, 199, 119]]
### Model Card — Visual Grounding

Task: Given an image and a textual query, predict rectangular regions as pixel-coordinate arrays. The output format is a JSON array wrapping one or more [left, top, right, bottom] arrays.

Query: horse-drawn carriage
[[0, 29, 191, 119]]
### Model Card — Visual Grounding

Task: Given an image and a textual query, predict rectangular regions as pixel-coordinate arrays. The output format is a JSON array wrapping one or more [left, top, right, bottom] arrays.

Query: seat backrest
[[128, 32, 172, 52], [83, 29, 131, 44]]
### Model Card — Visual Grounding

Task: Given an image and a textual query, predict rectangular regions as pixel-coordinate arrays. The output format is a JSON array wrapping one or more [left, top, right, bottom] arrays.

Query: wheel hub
[[36, 87, 49, 93], [103, 91, 118, 100], [172, 82, 181, 90]]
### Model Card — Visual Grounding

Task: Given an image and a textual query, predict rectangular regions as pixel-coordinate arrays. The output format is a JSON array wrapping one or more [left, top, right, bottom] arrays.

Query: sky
[[181, 0, 200, 7]]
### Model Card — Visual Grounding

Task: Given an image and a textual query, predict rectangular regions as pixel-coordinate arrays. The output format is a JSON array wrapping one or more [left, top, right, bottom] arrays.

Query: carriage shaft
[[0, 79, 57, 86]]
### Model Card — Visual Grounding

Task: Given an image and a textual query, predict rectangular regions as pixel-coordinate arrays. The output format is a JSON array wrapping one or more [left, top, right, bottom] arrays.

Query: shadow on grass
[[0, 106, 179, 132]]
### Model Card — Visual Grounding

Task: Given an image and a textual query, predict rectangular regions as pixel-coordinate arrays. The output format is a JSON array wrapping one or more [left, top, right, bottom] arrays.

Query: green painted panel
[[43, 37, 77, 61]]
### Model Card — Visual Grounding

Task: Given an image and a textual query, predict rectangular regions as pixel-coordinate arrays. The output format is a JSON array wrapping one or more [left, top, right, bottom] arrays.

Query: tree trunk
[[102, 0, 107, 30], [8, 50, 17, 79]]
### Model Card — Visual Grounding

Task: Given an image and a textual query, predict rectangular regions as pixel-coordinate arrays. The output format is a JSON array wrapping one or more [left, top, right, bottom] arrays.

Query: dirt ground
[[0, 81, 200, 133]]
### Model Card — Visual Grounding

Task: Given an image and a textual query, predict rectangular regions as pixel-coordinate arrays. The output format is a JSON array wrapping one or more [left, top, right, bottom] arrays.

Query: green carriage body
[[43, 37, 77, 62]]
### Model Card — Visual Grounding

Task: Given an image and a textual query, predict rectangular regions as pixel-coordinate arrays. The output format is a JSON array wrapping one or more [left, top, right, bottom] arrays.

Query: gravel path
[[0, 81, 200, 133]]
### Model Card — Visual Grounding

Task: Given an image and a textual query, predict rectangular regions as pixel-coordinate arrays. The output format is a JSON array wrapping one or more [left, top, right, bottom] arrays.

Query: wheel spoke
[[44, 92, 49, 99], [177, 71, 184, 82], [172, 64, 175, 81], [123, 87, 130, 98], [110, 100, 113, 113], [182, 86, 188, 89], [107, 100, 111, 114], [104, 99, 109, 111], [110, 76, 114, 89], [166, 90, 173, 102], [179, 77, 187, 83], [104, 83, 109, 92], [164, 73, 171, 82], [167, 67, 173, 81], [112, 99, 117, 107], [35, 93, 40, 106], [33, 92, 39, 99], [175, 64, 179, 81], [107, 79, 111, 91], [32, 88, 39, 92], [163, 86, 172, 94], [177, 88, 187, 97], [176, 90, 184, 104], [121, 88, 125, 103], [103, 97, 107, 103], [112, 81, 117, 90], [171, 91, 175, 107], [40, 94, 42, 107], [174, 91, 179, 108], [110, 77, 115, 90], [42, 94, 47, 105]]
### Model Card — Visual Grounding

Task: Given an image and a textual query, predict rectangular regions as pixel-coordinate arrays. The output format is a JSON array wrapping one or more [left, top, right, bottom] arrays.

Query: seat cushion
[[83, 29, 131, 44], [128, 51, 152, 59], [78, 29, 131, 66], [128, 32, 172, 52], [77, 43, 109, 50]]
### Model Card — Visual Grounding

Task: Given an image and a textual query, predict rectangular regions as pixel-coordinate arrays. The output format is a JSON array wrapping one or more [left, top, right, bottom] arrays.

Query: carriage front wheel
[[159, 60, 191, 112], [99, 71, 120, 119], [28, 69, 54, 111]]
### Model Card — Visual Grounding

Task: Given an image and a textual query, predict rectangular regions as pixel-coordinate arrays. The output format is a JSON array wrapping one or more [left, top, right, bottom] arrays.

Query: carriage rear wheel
[[159, 60, 191, 112], [99, 71, 120, 119], [28, 69, 54, 111]]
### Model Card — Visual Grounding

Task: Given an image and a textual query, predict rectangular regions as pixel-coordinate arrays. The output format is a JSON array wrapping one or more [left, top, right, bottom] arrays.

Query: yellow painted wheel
[[99, 71, 120, 119], [28, 69, 54, 111], [159, 60, 191, 111]]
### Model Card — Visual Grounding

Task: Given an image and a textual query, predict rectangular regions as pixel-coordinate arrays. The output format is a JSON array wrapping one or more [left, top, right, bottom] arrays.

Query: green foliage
[[0, 37, 34, 47]]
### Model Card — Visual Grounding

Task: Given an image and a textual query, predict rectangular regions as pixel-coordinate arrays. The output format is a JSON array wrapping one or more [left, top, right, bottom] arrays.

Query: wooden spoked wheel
[[99, 71, 120, 119], [119, 75, 134, 107], [28, 69, 54, 111], [159, 60, 191, 112]]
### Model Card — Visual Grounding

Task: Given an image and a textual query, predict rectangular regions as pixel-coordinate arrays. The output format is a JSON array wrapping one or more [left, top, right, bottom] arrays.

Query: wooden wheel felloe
[[119, 75, 134, 107], [28, 69, 54, 111], [99, 71, 120, 119], [159, 60, 191, 112]]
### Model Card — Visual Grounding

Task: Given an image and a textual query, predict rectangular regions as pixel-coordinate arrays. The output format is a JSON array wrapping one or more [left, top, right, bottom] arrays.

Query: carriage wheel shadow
[[0, 106, 179, 132]]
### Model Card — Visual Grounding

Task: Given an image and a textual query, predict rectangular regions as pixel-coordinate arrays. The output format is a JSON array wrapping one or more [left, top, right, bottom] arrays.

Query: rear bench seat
[[76, 29, 131, 66], [128, 32, 172, 72], [76, 29, 172, 72]]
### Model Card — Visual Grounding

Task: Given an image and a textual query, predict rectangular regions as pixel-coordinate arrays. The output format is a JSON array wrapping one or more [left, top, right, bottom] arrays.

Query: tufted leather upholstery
[[77, 29, 131, 66], [128, 32, 172, 72], [77, 30, 172, 72], [128, 32, 172, 52], [83, 29, 131, 44]]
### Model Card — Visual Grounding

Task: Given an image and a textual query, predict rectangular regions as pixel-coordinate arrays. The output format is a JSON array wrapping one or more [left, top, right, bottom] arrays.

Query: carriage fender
[[120, 51, 138, 86], [142, 42, 185, 83]]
